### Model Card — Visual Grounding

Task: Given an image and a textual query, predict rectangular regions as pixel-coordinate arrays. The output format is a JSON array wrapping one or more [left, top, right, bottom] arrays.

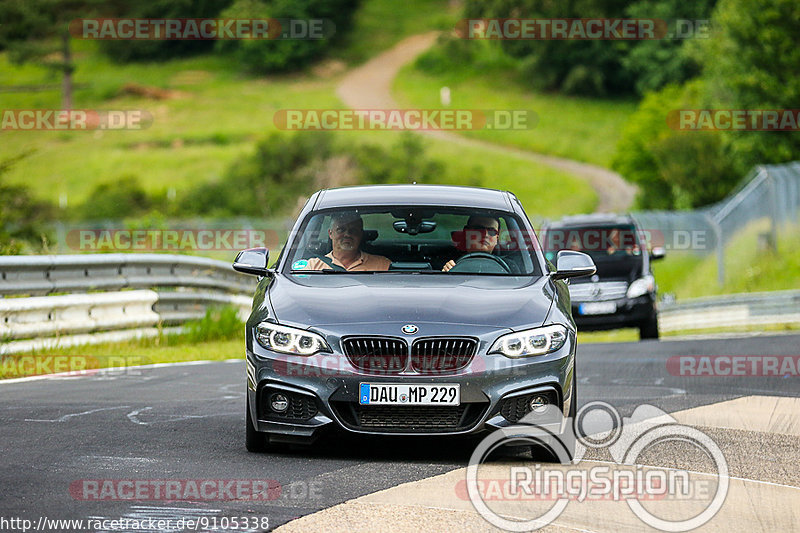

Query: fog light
[[529, 395, 549, 413], [270, 393, 289, 413]]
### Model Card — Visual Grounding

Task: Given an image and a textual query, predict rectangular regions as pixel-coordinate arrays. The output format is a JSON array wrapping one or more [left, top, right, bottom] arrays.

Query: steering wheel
[[449, 252, 512, 274]]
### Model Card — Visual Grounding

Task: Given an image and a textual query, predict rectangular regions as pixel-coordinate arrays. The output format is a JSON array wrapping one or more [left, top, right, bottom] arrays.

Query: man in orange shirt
[[304, 213, 391, 271]]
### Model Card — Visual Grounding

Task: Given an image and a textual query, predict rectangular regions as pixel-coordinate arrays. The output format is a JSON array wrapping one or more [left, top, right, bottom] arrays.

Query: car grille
[[411, 338, 477, 373], [330, 399, 489, 433], [342, 337, 407, 374], [569, 281, 628, 302], [357, 405, 467, 429]]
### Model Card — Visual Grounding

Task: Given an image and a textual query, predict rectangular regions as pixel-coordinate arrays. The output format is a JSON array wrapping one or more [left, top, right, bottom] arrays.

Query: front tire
[[639, 314, 659, 340], [531, 380, 577, 464]]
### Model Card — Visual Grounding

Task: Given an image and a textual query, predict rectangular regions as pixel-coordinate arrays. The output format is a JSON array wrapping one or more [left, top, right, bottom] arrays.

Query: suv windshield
[[283, 206, 542, 276], [543, 224, 643, 278]]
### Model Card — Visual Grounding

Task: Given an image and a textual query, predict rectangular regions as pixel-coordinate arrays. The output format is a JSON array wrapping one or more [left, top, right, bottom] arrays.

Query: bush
[[182, 305, 243, 342], [0, 153, 55, 254], [178, 132, 336, 217], [79, 175, 156, 220], [177, 132, 457, 217]]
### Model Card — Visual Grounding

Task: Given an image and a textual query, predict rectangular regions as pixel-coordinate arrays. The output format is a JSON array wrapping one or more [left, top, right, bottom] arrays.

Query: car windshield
[[542, 223, 643, 278], [283, 206, 542, 276]]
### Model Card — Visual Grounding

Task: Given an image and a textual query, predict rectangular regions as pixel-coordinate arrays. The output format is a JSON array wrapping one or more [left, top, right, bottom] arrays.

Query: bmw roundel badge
[[402, 324, 418, 335]]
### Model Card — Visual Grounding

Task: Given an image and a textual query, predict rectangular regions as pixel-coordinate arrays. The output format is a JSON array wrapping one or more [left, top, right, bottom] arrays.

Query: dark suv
[[541, 214, 664, 340]]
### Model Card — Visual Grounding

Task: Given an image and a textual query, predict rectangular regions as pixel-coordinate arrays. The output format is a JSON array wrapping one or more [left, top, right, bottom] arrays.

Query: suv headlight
[[489, 324, 568, 358], [627, 274, 655, 299], [255, 322, 331, 356]]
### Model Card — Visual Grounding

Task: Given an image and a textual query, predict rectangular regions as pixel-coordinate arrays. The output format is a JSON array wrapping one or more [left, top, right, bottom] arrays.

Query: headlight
[[627, 275, 655, 299], [489, 324, 568, 358], [255, 322, 331, 356]]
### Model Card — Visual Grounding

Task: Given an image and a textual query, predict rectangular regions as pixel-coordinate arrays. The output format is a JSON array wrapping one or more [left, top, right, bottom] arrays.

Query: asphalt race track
[[2, 333, 799, 532]]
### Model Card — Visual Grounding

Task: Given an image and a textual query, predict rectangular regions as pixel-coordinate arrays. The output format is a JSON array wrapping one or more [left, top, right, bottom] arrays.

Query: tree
[[700, 0, 800, 175], [0, 0, 107, 110], [612, 81, 737, 209], [216, 0, 360, 74], [464, 0, 636, 96], [623, 0, 717, 95]]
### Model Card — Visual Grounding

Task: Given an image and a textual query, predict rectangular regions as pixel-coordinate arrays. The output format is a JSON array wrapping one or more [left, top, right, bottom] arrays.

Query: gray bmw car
[[233, 185, 595, 453]]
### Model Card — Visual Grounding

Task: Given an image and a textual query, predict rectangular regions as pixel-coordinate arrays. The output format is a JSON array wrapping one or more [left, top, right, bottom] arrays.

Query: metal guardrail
[[659, 290, 800, 333], [1, 255, 797, 353], [0, 254, 256, 354], [0, 253, 254, 296]]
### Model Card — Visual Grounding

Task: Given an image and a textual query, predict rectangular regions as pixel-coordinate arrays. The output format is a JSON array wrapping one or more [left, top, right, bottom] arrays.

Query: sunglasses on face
[[465, 225, 499, 237]]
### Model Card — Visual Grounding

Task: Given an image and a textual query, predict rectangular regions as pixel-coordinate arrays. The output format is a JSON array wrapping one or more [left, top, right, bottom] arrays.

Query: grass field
[[0, 336, 241, 380], [0, 39, 596, 217], [393, 60, 637, 168], [652, 220, 800, 299]]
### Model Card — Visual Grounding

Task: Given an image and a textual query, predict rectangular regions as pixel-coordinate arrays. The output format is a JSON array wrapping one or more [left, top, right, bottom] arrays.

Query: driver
[[442, 215, 500, 272], [304, 212, 391, 271]]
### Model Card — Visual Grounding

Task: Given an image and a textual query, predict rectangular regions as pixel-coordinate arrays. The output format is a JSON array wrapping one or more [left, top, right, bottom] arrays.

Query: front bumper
[[572, 294, 656, 331], [246, 332, 575, 441]]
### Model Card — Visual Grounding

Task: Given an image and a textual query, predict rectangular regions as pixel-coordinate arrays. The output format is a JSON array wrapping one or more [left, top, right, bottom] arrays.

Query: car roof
[[313, 185, 512, 211], [545, 213, 635, 227]]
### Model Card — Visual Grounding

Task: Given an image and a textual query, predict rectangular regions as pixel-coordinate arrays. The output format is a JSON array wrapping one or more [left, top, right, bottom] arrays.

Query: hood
[[267, 274, 555, 332]]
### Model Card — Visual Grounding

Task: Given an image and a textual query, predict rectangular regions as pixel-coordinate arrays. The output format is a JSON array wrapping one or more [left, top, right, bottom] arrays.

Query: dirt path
[[336, 32, 637, 213]]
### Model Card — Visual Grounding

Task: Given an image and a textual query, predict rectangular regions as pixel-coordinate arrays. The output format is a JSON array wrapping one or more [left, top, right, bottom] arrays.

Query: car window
[[543, 223, 643, 279], [284, 206, 541, 276]]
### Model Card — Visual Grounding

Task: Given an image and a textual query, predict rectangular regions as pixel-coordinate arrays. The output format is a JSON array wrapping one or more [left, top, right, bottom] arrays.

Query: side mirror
[[649, 246, 666, 261], [552, 250, 596, 280], [233, 247, 271, 276]]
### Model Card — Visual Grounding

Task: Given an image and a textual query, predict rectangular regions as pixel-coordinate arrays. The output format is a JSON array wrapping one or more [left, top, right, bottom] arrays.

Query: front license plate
[[359, 383, 460, 406], [579, 302, 617, 315]]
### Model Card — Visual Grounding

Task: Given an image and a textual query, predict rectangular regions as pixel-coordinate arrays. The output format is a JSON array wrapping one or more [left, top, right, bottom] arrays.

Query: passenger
[[304, 212, 391, 271]]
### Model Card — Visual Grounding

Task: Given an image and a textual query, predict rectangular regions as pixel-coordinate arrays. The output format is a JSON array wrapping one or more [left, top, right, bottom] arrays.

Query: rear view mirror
[[393, 220, 436, 235], [552, 250, 596, 280], [233, 247, 271, 276]]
